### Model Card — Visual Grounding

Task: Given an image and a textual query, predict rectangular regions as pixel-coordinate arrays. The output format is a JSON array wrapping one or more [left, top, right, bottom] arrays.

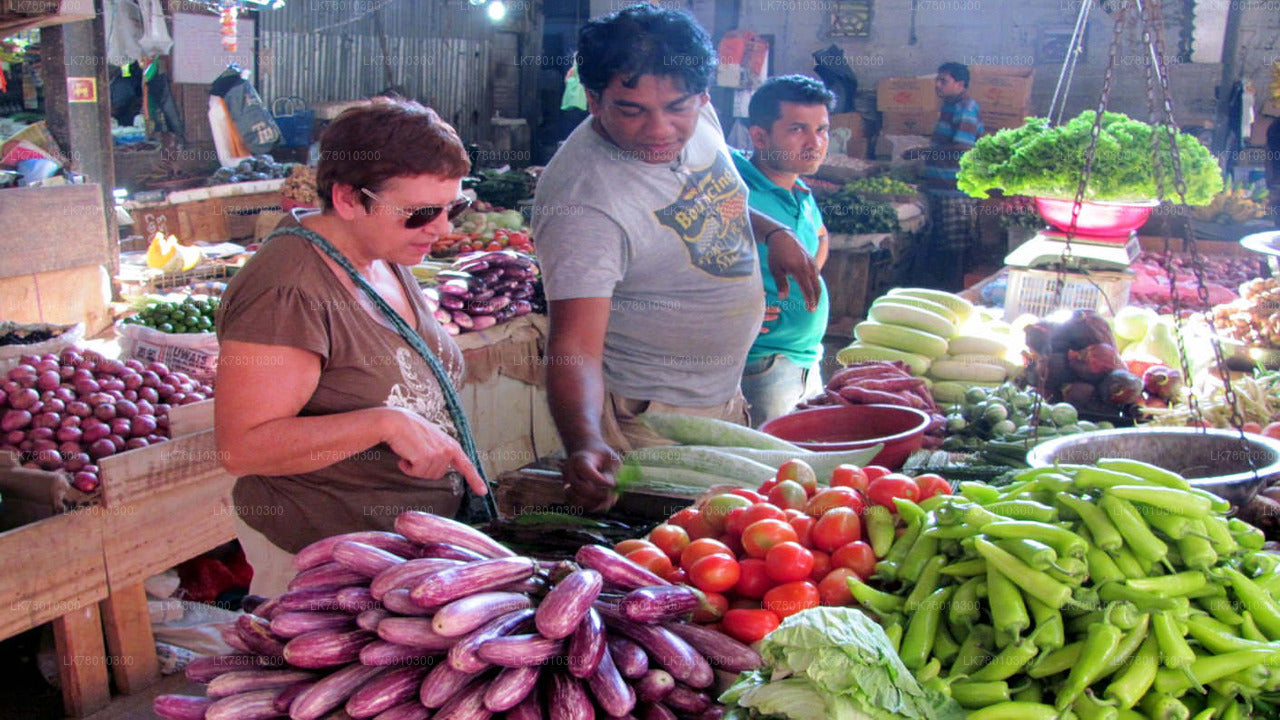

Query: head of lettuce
[[720, 607, 965, 720]]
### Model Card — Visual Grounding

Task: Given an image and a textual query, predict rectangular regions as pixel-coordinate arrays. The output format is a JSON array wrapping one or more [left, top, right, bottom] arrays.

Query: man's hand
[[766, 230, 821, 312], [760, 304, 781, 333], [562, 440, 621, 513]]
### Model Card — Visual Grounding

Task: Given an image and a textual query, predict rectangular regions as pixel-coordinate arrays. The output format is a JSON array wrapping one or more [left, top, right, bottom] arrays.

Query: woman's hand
[[562, 440, 621, 513], [379, 407, 488, 496]]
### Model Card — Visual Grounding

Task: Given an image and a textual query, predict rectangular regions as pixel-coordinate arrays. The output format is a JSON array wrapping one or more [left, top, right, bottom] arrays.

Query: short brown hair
[[315, 98, 471, 211]]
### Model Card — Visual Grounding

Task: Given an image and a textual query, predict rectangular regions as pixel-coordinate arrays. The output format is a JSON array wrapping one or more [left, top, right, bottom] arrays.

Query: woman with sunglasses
[[213, 99, 487, 596]]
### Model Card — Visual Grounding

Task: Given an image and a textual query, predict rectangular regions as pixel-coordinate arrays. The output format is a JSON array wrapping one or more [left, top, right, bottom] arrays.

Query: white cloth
[[232, 513, 297, 598]]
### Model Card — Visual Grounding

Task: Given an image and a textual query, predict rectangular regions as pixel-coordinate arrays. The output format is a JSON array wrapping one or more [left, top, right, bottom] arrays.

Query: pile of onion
[[0, 349, 212, 492]]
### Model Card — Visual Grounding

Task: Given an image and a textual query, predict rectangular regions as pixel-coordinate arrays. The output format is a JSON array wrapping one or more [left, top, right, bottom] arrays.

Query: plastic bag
[[117, 322, 219, 383], [210, 66, 280, 156]]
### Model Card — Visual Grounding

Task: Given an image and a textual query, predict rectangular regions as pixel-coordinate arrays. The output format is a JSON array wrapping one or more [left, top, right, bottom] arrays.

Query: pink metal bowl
[[1034, 197, 1159, 238]]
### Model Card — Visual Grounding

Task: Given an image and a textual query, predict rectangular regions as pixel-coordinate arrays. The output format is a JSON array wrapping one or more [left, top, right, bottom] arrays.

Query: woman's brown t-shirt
[[216, 223, 465, 553]]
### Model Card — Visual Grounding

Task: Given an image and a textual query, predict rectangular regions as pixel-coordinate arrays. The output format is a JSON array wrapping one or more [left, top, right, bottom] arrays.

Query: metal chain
[[1140, 0, 1253, 468]]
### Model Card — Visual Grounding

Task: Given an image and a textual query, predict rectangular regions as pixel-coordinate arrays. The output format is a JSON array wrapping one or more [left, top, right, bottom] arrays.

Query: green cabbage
[[956, 111, 1222, 205], [720, 608, 965, 720]]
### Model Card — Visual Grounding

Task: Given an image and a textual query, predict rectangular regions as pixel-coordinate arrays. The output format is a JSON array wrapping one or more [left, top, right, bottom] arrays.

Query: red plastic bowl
[[1034, 197, 1158, 238], [759, 404, 932, 470]]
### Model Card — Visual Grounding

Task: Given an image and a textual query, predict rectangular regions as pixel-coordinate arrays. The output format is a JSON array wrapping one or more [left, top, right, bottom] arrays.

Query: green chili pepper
[[949, 576, 984, 629], [899, 586, 951, 670], [1011, 682, 1043, 703], [884, 621, 903, 654], [975, 537, 1073, 609], [1023, 471, 1078, 493], [948, 680, 1010, 709], [941, 558, 987, 576], [1185, 614, 1270, 653], [986, 563, 1030, 644], [933, 619, 960, 666], [880, 521, 923, 579], [1202, 516, 1239, 555], [1260, 571, 1280, 596], [1228, 518, 1266, 550], [846, 575, 905, 615], [1190, 711, 1214, 720], [1055, 621, 1126, 709], [1057, 493, 1124, 552], [1104, 633, 1160, 709], [1074, 466, 1148, 490], [1177, 522, 1218, 571], [935, 500, 974, 526], [1154, 647, 1280, 696], [927, 524, 985, 540], [1028, 640, 1081, 678], [1239, 610, 1267, 643], [1096, 458, 1191, 489], [970, 638, 1039, 682], [1111, 547, 1148, 579], [1099, 614, 1151, 677], [915, 656, 942, 683], [893, 496, 927, 527], [1199, 594, 1245, 626], [1068, 603, 1140, 634], [1127, 571, 1208, 596], [1098, 582, 1182, 613], [962, 504, 1006, 528], [1143, 509, 1197, 541], [1105, 485, 1212, 518], [864, 505, 895, 558], [1116, 711, 1147, 720], [1066, 585, 1101, 616], [950, 624, 994, 677], [1026, 595, 1065, 651], [960, 481, 1003, 504], [1073, 692, 1120, 720], [1217, 566, 1280, 639], [1087, 545, 1126, 584], [994, 537, 1058, 572], [1138, 691, 1191, 720], [987, 499, 1058, 524], [918, 494, 948, 513], [982, 520, 1088, 558], [898, 534, 940, 582], [1048, 556, 1089, 586], [1100, 494, 1168, 565], [967, 702, 1073, 720], [1188, 487, 1231, 514], [1243, 551, 1280, 577], [1153, 612, 1196, 669], [904, 555, 946, 613]]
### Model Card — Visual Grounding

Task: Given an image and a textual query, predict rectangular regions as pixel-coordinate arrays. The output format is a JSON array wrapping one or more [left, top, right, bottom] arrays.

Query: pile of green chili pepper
[[847, 458, 1280, 720]]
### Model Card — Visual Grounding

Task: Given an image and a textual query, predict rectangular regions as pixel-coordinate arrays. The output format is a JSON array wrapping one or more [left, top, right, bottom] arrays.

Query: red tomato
[[702, 494, 752, 533], [817, 567, 858, 606], [763, 581, 820, 619], [863, 465, 892, 482], [777, 459, 819, 497], [831, 540, 877, 579], [866, 474, 921, 509], [692, 591, 729, 623], [724, 506, 751, 537], [719, 533, 747, 558], [648, 523, 690, 562], [486, 241, 503, 252], [915, 473, 953, 502], [789, 515, 815, 548], [669, 507, 716, 540], [741, 502, 787, 528], [764, 541, 815, 583], [679, 538, 734, 571], [757, 477, 779, 495], [1263, 422, 1280, 440], [804, 487, 866, 518], [767, 480, 808, 511], [625, 547, 673, 577], [688, 554, 741, 594], [783, 508, 806, 521], [741, 519, 799, 558], [615, 539, 658, 556], [663, 567, 689, 585], [729, 488, 767, 504], [1243, 422, 1263, 434], [829, 464, 870, 492], [809, 550, 832, 582], [733, 557, 773, 599], [721, 609, 781, 644], [729, 598, 763, 610], [811, 507, 862, 553]]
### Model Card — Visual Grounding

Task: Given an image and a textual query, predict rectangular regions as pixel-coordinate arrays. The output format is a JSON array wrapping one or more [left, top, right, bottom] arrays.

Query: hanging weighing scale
[[1004, 227, 1141, 271]]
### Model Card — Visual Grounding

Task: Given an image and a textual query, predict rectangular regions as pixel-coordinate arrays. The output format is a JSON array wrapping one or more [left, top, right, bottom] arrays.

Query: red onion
[[81, 463, 99, 475], [85, 392, 112, 407], [145, 433, 164, 444], [8, 364, 37, 383], [66, 401, 91, 418], [2, 409, 32, 432], [64, 453, 89, 472], [9, 388, 38, 410], [168, 392, 186, 405], [0, 388, 7, 407], [59, 349, 82, 366], [35, 371, 59, 391], [157, 386, 174, 401], [123, 390, 138, 402], [108, 434, 126, 452], [130, 415, 157, 437], [140, 371, 161, 389], [98, 359, 126, 376], [58, 364, 76, 380], [53, 387, 75, 403], [101, 378, 126, 393], [183, 393, 206, 404], [125, 438, 149, 450], [72, 472, 98, 492], [110, 418, 132, 437], [5, 430, 24, 445], [146, 362, 170, 376], [34, 448, 61, 469], [73, 378, 100, 395], [18, 440, 33, 452], [32, 412, 59, 430], [93, 404, 116, 422], [29, 427, 55, 441], [42, 398, 65, 415], [81, 423, 110, 444], [31, 438, 57, 452], [124, 359, 144, 372], [1, 380, 19, 396], [59, 415, 81, 429], [122, 373, 142, 391], [114, 400, 138, 419], [155, 415, 169, 431], [136, 400, 155, 416], [56, 426, 83, 443], [26, 401, 42, 415], [87, 439, 115, 459], [59, 442, 82, 460]]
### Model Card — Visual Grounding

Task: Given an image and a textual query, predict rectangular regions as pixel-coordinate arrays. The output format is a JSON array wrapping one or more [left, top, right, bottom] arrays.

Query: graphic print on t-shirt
[[654, 153, 754, 278], [383, 347, 455, 438]]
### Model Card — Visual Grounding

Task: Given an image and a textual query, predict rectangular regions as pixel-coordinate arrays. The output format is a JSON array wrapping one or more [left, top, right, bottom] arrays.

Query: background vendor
[[532, 4, 821, 512], [733, 75, 833, 427]]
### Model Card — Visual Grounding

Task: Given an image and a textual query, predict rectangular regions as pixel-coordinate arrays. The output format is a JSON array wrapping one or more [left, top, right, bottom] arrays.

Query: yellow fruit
[[145, 232, 180, 269]]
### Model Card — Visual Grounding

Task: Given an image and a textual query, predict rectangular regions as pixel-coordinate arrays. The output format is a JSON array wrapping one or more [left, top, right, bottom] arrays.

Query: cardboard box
[[876, 77, 941, 113], [881, 110, 940, 136], [874, 134, 932, 161], [842, 137, 870, 160], [829, 112, 868, 156], [981, 111, 1030, 132], [968, 65, 1034, 115]]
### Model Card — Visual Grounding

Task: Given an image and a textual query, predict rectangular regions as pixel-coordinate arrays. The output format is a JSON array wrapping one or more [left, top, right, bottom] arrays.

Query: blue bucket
[[273, 96, 315, 148]]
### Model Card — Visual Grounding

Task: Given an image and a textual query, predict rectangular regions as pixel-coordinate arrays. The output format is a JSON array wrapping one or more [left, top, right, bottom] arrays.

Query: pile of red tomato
[[613, 461, 952, 645]]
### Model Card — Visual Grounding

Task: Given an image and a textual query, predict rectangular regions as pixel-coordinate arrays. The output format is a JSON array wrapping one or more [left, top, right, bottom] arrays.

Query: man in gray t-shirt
[[533, 5, 821, 512]]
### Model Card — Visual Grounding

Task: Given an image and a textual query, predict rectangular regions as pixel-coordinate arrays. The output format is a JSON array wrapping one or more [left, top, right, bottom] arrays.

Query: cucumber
[[622, 445, 775, 480], [872, 294, 959, 324], [637, 412, 806, 452], [888, 287, 975, 323], [854, 320, 950, 358], [869, 301, 960, 339], [949, 335, 1009, 357], [835, 341, 933, 376], [614, 463, 752, 493], [690, 444, 884, 482], [928, 359, 1008, 383]]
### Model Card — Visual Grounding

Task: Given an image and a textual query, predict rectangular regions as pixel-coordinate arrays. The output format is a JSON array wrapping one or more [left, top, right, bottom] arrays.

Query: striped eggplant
[[358, 639, 439, 667], [273, 681, 315, 713], [598, 610, 714, 689], [357, 608, 392, 633], [282, 628, 376, 669], [662, 684, 711, 714], [419, 662, 487, 708], [475, 634, 564, 667], [394, 512, 515, 559], [417, 542, 489, 562], [294, 531, 422, 571], [205, 689, 283, 720], [481, 664, 540, 712], [634, 669, 675, 703], [218, 623, 252, 653], [289, 663, 385, 720], [433, 592, 533, 637], [664, 621, 762, 672], [535, 569, 602, 640], [235, 614, 287, 657], [376, 617, 456, 651], [269, 611, 355, 639], [448, 608, 535, 673], [566, 608, 605, 679], [587, 647, 637, 717], [336, 587, 379, 613], [206, 668, 316, 698], [639, 702, 678, 720], [370, 558, 464, 600], [431, 676, 491, 720], [505, 686, 544, 720], [184, 653, 269, 683], [380, 589, 432, 616], [287, 561, 371, 592], [152, 695, 213, 720], [344, 665, 429, 718], [409, 557, 537, 608], [548, 672, 594, 720], [619, 585, 698, 624], [575, 546, 669, 590], [372, 702, 431, 720], [606, 636, 650, 679], [277, 587, 345, 613], [253, 596, 282, 620]]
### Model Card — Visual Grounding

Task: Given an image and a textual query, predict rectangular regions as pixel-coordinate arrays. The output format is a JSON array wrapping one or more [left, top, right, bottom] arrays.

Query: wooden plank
[[52, 602, 111, 718], [101, 475, 236, 592], [0, 272, 39, 323], [99, 583, 160, 695], [33, 264, 113, 335], [0, 185, 109, 278], [167, 398, 215, 438], [0, 508, 108, 640], [99, 429, 233, 508]]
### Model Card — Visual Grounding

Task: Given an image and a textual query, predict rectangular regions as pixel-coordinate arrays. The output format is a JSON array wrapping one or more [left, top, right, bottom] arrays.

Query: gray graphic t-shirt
[[533, 104, 765, 407]]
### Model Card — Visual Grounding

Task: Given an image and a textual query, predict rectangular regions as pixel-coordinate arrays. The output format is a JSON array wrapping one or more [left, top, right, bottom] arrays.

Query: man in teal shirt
[[733, 75, 833, 427]]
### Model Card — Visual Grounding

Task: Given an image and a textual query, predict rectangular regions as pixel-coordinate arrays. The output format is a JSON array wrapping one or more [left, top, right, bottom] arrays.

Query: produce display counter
[[823, 202, 927, 338], [123, 180, 285, 244]]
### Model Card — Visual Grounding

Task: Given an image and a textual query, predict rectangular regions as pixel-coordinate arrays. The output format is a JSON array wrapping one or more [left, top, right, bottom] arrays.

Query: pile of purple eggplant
[[154, 512, 760, 720], [424, 251, 543, 336]]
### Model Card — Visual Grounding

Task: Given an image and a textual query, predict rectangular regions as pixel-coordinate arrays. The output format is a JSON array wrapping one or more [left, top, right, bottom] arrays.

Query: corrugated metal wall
[[257, 0, 493, 142]]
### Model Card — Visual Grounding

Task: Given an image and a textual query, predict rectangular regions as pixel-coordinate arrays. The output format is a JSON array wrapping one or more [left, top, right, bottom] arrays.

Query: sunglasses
[[360, 187, 473, 229]]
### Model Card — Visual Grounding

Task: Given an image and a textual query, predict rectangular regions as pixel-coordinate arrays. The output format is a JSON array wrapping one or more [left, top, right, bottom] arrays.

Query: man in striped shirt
[[923, 62, 983, 186]]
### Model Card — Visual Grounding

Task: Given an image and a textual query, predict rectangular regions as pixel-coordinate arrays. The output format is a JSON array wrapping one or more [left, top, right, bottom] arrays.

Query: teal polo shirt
[[731, 150, 830, 367]]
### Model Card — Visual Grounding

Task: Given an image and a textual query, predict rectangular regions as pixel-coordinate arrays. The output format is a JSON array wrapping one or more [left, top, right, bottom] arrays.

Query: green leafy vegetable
[[956, 111, 1222, 205], [720, 607, 965, 720], [816, 190, 900, 235]]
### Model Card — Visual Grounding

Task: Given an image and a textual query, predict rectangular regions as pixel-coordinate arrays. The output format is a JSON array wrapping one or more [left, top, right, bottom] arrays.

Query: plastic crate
[[1002, 267, 1132, 320]]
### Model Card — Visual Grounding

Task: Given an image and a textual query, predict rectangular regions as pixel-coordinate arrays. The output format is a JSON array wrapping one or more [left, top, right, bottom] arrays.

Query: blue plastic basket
[[272, 96, 315, 148]]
